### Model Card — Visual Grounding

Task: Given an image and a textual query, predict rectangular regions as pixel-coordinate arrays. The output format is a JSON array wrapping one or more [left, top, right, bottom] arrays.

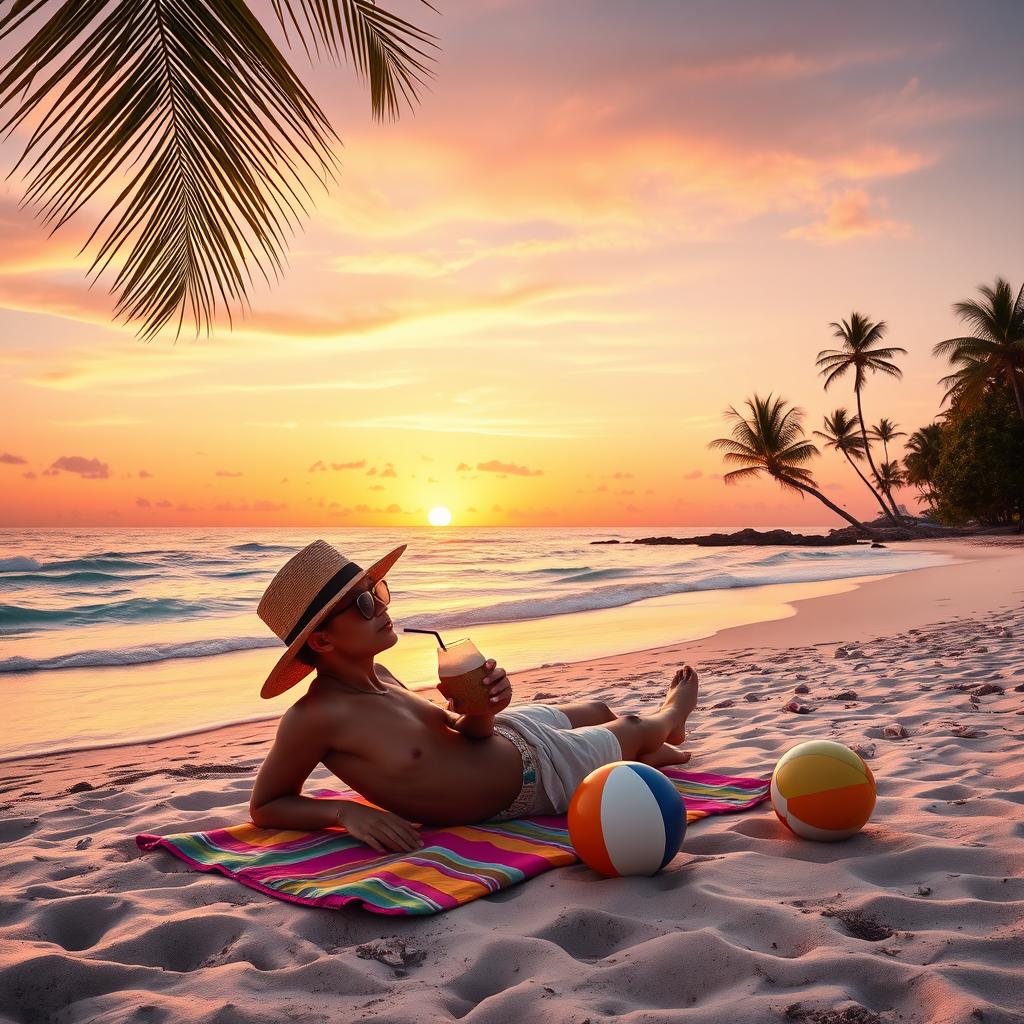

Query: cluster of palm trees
[[710, 277, 1024, 536]]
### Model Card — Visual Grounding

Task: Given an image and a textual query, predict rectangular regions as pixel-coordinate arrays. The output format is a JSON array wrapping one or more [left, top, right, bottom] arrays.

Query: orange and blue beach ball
[[568, 761, 686, 877], [770, 739, 876, 841]]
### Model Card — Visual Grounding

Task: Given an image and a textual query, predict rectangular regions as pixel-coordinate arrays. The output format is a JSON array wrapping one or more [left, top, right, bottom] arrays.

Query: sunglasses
[[331, 578, 391, 622]]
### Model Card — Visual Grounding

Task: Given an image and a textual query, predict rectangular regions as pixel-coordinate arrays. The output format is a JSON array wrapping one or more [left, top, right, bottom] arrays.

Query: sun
[[428, 505, 453, 527]]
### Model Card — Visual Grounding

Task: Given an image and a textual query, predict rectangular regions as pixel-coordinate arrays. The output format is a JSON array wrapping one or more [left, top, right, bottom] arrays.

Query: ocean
[[1, 527, 949, 762]]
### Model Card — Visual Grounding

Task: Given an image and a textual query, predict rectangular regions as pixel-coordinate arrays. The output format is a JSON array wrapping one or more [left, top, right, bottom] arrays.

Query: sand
[[1, 538, 1022, 1024]]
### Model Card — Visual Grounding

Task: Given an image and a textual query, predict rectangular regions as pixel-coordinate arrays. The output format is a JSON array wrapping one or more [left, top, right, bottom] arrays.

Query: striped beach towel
[[135, 768, 769, 916]]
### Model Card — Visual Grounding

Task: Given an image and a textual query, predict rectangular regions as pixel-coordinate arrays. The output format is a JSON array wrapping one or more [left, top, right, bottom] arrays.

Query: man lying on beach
[[249, 540, 698, 854]]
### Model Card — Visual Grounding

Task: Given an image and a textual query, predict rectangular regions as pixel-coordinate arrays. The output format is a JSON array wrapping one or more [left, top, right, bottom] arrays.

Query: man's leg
[[602, 667, 698, 762], [558, 700, 616, 728]]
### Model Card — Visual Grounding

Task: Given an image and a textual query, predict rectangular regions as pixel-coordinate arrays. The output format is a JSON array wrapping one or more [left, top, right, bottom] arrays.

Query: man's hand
[[482, 658, 512, 712], [337, 802, 424, 854]]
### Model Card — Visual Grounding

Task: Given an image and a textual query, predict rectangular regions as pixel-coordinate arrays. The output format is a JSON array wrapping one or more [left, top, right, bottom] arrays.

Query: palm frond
[[870, 360, 904, 380], [864, 346, 907, 361], [951, 299, 1002, 340], [1013, 280, 1024, 323], [721, 466, 763, 485], [271, 0, 438, 119], [819, 363, 849, 390], [0, 0, 339, 340], [776, 439, 819, 465], [933, 335, 989, 360], [776, 466, 816, 490]]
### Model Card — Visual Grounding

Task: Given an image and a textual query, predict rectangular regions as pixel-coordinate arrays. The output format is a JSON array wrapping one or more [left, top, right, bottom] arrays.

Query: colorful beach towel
[[135, 768, 769, 916]]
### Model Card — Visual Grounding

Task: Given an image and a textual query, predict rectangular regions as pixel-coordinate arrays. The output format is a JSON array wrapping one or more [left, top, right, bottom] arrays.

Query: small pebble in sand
[[68, 781, 94, 793], [532, 691, 557, 701], [833, 647, 851, 659], [712, 698, 735, 709], [883, 724, 909, 739], [972, 683, 1003, 696], [950, 725, 982, 738], [793, 683, 810, 694], [784, 700, 812, 714], [851, 743, 876, 759], [356, 937, 426, 971], [75, 837, 92, 850], [835, 690, 858, 701], [915, 885, 932, 896], [744, 692, 761, 702]]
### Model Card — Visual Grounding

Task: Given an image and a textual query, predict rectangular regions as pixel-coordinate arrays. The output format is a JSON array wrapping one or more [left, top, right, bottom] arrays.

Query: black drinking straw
[[402, 627, 447, 651]]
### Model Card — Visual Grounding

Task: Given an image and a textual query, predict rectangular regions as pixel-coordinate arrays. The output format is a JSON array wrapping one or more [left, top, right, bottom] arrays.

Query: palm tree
[[868, 418, 906, 464], [708, 393, 874, 537], [877, 460, 905, 501], [903, 424, 943, 508], [0, 1, 437, 340], [814, 408, 892, 520], [933, 278, 1024, 419], [816, 312, 906, 521]]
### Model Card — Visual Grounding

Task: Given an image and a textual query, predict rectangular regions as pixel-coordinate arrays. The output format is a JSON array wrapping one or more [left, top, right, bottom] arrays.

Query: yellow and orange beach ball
[[770, 740, 876, 841]]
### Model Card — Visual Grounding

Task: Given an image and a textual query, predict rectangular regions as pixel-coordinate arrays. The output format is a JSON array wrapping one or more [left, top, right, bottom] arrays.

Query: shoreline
[[2, 537, 1018, 779], [1, 537, 1021, 1023], [0, 546, 954, 767]]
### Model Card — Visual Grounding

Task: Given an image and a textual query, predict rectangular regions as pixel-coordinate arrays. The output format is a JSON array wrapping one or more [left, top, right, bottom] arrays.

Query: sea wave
[[0, 636, 281, 674], [0, 595, 242, 632], [747, 549, 851, 567], [229, 542, 297, 553], [397, 557, 922, 630], [0, 570, 163, 587], [37, 557, 163, 572], [0, 556, 42, 572]]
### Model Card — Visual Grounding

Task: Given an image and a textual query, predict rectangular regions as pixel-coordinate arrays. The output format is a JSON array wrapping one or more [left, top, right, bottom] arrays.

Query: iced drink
[[437, 638, 491, 715]]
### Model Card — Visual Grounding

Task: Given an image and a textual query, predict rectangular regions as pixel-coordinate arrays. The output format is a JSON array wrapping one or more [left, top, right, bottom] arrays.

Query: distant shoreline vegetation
[[706, 278, 1024, 541]]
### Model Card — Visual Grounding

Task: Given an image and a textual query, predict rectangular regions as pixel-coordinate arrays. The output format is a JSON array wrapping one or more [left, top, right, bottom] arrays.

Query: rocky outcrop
[[591, 520, 973, 547], [591, 528, 858, 547]]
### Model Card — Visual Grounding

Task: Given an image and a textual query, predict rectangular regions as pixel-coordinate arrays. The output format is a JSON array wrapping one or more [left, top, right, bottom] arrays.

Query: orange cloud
[[786, 188, 912, 243]]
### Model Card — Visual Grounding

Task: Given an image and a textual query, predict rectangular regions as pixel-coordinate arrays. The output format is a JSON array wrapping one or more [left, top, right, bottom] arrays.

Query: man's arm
[[453, 712, 496, 738], [248, 706, 354, 830]]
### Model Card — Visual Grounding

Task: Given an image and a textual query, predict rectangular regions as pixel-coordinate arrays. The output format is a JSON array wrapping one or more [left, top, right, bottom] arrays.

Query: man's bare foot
[[644, 742, 693, 769], [662, 665, 699, 744]]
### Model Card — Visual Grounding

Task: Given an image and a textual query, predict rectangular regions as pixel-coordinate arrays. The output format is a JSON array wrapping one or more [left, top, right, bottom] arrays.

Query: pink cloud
[[48, 455, 109, 479], [477, 459, 543, 477]]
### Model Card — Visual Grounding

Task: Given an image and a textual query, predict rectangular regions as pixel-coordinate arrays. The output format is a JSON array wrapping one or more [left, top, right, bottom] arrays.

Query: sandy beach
[[1, 538, 1022, 1024]]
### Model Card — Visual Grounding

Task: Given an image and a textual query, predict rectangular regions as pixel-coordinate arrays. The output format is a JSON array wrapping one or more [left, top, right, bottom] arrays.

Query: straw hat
[[257, 539, 406, 699]]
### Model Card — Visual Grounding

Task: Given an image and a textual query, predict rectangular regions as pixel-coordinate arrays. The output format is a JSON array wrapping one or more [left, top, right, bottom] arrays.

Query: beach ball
[[770, 740, 876, 842], [567, 761, 686, 877]]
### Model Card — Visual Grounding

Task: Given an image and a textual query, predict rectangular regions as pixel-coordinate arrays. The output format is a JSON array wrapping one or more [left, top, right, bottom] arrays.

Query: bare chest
[[321, 687, 457, 778]]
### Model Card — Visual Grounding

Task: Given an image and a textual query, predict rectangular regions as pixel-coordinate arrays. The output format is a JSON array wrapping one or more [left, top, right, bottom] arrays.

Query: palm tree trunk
[[782, 477, 877, 539], [1009, 368, 1024, 420], [855, 388, 900, 522], [843, 451, 893, 520]]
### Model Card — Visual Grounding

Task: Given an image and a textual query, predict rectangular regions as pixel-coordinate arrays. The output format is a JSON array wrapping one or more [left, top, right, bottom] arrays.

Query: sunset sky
[[2, 0, 1022, 528]]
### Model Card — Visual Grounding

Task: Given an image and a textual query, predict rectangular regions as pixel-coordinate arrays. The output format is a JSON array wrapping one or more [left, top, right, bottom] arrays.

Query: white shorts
[[489, 703, 623, 818]]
